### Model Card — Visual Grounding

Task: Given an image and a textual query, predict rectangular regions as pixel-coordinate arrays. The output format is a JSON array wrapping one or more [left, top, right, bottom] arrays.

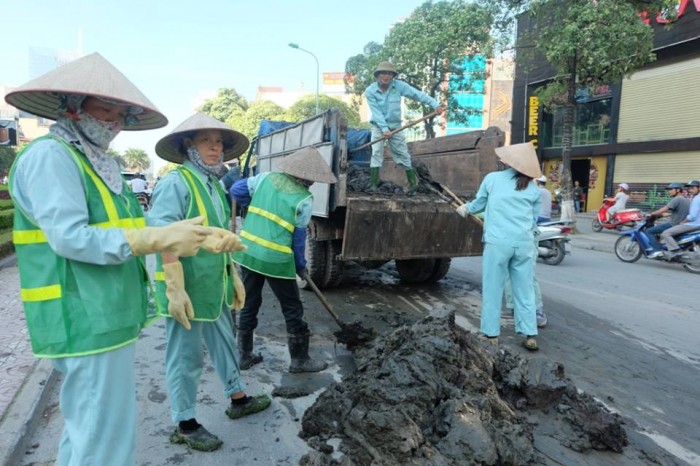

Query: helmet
[[374, 61, 398, 77], [665, 182, 684, 190], [618, 183, 629, 190], [685, 180, 700, 187]]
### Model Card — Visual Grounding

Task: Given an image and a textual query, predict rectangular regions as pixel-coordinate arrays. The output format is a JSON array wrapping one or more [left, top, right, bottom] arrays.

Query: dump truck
[[250, 109, 504, 288]]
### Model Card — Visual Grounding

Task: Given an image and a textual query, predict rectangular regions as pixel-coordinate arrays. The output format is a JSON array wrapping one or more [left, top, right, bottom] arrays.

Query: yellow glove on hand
[[232, 265, 246, 310], [125, 216, 211, 257], [201, 228, 247, 254], [163, 261, 194, 330]]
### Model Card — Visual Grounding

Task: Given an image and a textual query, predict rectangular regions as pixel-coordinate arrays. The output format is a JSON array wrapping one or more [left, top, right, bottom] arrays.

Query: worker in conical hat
[[456, 142, 543, 351], [364, 61, 444, 192], [149, 112, 271, 452], [5, 53, 229, 465], [230, 146, 336, 373]]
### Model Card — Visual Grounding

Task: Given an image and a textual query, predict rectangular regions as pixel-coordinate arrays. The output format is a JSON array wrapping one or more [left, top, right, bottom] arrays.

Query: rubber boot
[[288, 332, 327, 373], [369, 167, 380, 192], [237, 330, 263, 370], [405, 168, 418, 194]]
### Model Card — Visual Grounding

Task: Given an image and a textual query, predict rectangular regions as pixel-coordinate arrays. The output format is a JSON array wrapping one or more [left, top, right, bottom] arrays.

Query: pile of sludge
[[299, 309, 629, 465]]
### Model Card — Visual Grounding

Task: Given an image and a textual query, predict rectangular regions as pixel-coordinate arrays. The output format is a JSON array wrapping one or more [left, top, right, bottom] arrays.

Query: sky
[[0, 0, 432, 171]]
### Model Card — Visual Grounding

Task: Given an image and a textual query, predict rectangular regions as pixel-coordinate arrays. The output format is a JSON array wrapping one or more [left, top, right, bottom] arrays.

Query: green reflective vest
[[233, 172, 311, 279], [154, 166, 234, 320], [9, 136, 153, 358]]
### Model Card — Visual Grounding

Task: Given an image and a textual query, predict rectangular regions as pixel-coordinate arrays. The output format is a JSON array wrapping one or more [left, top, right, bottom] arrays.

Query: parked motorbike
[[537, 223, 572, 265], [592, 198, 643, 232], [614, 215, 700, 274]]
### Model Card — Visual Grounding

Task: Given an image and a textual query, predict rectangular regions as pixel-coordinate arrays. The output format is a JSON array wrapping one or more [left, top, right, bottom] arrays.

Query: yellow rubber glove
[[232, 265, 246, 310], [163, 261, 194, 330], [201, 228, 247, 254], [125, 216, 211, 257]]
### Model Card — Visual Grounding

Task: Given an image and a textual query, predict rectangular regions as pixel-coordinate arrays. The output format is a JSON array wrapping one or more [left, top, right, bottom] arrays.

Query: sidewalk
[[0, 215, 621, 465]]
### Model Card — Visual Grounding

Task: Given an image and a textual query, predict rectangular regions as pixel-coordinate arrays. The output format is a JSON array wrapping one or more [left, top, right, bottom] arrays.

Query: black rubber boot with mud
[[368, 167, 380, 192], [170, 423, 222, 452], [225, 394, 272, 419], [405, 168, 418, 194], [237, 330, 263, 370], [288, 332, 327, 373]]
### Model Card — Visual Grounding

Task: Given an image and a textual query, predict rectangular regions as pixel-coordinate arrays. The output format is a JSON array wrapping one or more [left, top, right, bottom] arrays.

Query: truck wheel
[[325, 240, 345, 288], [396, 258, 436, 283], [297, 235, 328, 290], [426, 258, 451, 283]]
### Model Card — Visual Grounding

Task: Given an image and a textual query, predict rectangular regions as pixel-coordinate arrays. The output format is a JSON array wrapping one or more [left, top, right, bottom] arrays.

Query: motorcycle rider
[[536, 176, 552, 224], [662, 180, 700, 259], [607, 183, 629, 223], [645, 182, 689, 258]]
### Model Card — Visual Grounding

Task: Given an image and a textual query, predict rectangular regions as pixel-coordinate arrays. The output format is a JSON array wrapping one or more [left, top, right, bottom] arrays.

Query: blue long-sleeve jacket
[[365, 79, 439, 133]]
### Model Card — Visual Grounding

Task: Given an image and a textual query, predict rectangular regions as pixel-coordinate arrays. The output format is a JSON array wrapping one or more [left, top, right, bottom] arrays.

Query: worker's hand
[[163, 261, 194, 330], [435, 106, 445, 116], [455, 203, 470, 218], [232, 265, 245, 311], [382, 131, 393, 139], [125, 216, 211, 257], [201, 228, 247, 254], [296, 267, 307, 278]]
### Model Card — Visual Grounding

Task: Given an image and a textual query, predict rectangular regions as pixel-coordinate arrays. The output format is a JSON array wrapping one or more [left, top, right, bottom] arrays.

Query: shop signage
[[527, 95, 539, 148]]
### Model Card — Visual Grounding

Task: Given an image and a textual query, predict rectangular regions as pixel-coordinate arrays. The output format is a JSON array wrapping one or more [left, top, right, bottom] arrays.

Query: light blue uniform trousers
[[53, 343, 136, 466], [481, 242, 538, 337], [165, 306, 244, 423], [504, 237, 543, 311], [370, 126, 411, 169]]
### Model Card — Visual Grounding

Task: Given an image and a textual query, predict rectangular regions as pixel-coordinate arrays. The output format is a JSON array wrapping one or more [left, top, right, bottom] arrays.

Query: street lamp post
[[288, 42, 320, 115]]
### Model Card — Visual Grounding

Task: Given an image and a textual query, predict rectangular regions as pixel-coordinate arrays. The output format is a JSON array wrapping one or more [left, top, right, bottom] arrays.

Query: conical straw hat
[[155, 113, 249, 164], [4, 52, 167, 130], [494, 142, 542, 179], [278, 146, 337, 184]]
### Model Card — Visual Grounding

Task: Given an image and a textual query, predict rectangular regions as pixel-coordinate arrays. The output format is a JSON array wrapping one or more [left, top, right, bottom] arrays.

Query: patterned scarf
[[186, 145, 227, 178]]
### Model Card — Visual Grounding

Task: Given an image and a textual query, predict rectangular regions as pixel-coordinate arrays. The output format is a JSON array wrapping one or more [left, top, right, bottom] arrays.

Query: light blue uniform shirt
[[468, 168, 541, 246], [365, 79, 439, 133], [685, 194, 700, 227], [147, 160, 228, 227], [11, 137, 135, 264]]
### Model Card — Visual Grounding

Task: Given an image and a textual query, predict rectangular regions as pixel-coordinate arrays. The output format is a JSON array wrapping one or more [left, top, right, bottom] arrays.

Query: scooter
[[614, 215, 700, 274], [537, 223, 572, 265], [592, 198, 643, 232]]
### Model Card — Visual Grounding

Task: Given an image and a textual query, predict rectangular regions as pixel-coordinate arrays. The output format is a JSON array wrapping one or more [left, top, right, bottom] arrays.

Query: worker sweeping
[[364, 61, 444, 192]]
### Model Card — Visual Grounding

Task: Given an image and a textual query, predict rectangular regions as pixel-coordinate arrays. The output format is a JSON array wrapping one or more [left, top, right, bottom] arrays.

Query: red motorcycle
[[592, 198, 643, 232]]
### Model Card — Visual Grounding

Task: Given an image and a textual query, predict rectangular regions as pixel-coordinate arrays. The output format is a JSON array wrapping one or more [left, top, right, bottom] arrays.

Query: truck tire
[[395, 258, 436, 283], [426, 258, 451, 283], [297, 235, 328, 290], [324, 240, 345, 288]]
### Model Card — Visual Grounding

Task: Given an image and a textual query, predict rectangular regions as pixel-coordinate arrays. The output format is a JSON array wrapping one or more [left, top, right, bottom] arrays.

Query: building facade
[[511, 1, 700, 212]]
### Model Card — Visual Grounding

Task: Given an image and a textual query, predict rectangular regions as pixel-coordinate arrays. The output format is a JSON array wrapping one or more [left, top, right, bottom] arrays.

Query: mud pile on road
[[299, 309, 629, 465]]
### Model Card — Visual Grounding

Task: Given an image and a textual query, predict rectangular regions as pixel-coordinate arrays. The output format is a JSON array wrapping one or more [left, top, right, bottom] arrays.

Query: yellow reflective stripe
[[13, 230, 47, 244], [76, 157, 120, 223], [240, 230, 292, 254], [21, 284, 62, 302], [154, 271, 164, 281], [180, 169, 209, 226], [247, 206, 294, 232], [93, 217, 146, 229]]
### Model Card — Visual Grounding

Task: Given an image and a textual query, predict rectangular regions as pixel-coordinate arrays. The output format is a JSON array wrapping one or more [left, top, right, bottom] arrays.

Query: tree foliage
[[479, 0, 675, 220], [227, 100, 286, 141], [284, 95, 363, 127], [345, 1, 494, 137], [0, 146, 17, 178], [197, 88, 249, 123], [106, 148, 127, 169], [123, 148, 150, 172]]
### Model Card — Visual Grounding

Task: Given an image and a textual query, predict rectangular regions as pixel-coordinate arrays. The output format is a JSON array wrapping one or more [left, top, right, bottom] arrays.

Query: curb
[[0, 359, 59, 466]]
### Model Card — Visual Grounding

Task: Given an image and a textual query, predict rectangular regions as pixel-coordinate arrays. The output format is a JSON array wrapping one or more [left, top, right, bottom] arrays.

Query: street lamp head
[[288, 42, 299, 49]]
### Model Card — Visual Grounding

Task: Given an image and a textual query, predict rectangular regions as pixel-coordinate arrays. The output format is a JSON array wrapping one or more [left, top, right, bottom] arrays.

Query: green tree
[[480, 0, 675, 220], [123, 148, 150, 172], [227, 99, 286, 141], [198, 88, 249, 123], [345, 1, 494, 138], [284, 95, 363, 127]]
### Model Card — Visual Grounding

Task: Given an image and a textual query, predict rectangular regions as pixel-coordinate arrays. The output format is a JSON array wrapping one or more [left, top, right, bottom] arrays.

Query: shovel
[[349, 110, 440, 154], [303, 271, 375, 349], [416, 172, 484, 227]]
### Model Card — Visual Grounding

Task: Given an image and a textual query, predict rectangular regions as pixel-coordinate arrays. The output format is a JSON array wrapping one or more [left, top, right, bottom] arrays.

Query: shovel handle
[[303, 271, 343, 325], [349, 110, 440, 154]]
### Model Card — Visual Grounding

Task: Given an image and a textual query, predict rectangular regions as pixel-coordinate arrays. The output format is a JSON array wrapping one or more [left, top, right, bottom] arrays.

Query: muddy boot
[[288, 332, 327, 373], [237, 330, 263, 370], [405, 168, 418, 194], [368, 167, 380, 192]]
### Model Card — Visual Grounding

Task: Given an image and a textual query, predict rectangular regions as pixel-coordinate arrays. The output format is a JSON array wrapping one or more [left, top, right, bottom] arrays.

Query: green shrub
[[0, 199, 13, 211], [0, 230, 13, 260], [0, 209, 13, 230]]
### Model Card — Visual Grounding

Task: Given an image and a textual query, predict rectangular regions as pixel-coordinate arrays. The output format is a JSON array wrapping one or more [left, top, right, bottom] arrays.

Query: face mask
[[75, 109, 123, 148]]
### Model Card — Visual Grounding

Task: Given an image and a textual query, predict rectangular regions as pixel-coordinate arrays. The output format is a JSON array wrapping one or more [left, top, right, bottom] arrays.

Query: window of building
[[541, 97, 612, 148]]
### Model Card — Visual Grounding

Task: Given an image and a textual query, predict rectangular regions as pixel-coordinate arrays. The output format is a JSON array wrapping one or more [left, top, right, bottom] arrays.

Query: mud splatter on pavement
[[298, 309, 654, 466]]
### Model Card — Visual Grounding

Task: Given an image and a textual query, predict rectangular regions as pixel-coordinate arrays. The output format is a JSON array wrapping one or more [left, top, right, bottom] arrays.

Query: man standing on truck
[[365, 61, 444, 192]]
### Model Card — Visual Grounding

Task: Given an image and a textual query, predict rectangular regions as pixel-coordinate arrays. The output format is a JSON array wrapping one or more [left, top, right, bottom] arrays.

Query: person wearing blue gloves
[[365, 61, 444, 191], [230, 146, 337, 372], [149, 113, 271, 452], [456, 142, 542, 351]]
